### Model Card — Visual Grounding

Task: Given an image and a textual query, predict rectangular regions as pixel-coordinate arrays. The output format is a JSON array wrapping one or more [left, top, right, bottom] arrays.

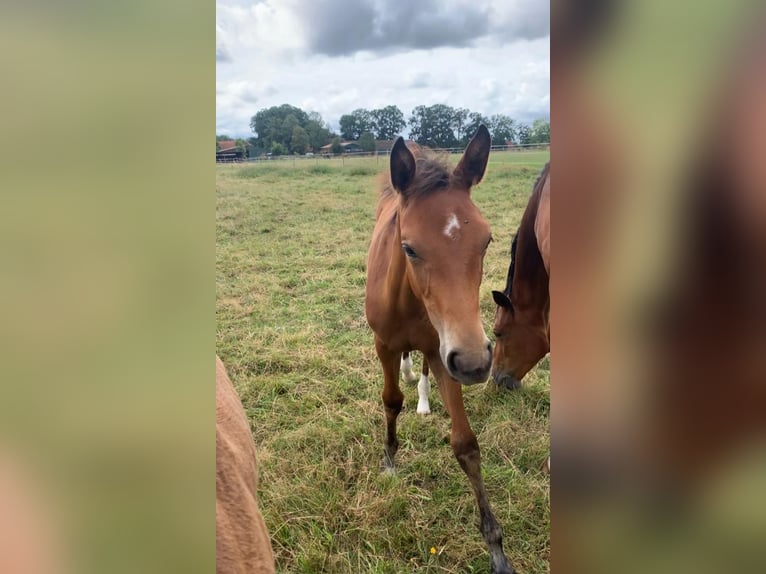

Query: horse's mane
[[502, 162, 550, 296], [379, 143, 453, 201], [502, 232, 520, 296]]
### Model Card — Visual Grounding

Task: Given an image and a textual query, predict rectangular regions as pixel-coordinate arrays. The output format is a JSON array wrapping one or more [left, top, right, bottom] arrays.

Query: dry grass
[[216, 150, 550, 573]]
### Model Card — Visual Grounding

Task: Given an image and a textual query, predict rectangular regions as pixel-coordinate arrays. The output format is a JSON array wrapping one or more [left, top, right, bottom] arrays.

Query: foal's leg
[[376, 337, 404, 471], [416, 358, 431, 415], [400, 351, 419, 384], [429, 357, 514, 574]]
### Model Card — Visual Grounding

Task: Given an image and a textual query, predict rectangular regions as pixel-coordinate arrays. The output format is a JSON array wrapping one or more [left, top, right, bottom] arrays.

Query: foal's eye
[[402, 244, 417, 259], [493, 331, 502, 340]]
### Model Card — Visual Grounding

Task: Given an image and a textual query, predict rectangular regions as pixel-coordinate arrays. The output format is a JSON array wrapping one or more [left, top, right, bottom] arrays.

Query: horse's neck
[[512, 192, 549, 314], [534, 175, 551, 274], [512, 235, 549, 311]]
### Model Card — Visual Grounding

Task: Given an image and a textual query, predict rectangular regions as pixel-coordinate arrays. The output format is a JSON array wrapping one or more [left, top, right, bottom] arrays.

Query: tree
[[290, 126, 309, 154], [370, 105, 405, 140], [452, 107, 470, 146], [408, 104, 459, 148], [338, 114, 356, 141], [339, 108, 374, 140], [270, 142, 285, 156], [249, 104, 310, 150], [359, 131, 376, 152], [235, 138, 248, 157], [462, 112, 488, 145], [517, 124, 532, 146], [305, 117, 330, 151], [488, 114, 518, 146], [330, 137, 342, 155], [281, 114, 300, 145], [530, 119, 550, 144]]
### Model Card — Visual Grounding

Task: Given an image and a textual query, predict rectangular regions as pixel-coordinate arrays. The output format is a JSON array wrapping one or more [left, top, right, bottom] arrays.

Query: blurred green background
[[0, 3, 213, 573]]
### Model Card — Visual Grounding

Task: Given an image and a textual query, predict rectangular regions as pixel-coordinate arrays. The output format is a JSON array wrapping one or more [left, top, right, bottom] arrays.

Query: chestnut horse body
[[492, 163, 551, 390], [216, 356, 275, 574], [365, 127, 514, 574]]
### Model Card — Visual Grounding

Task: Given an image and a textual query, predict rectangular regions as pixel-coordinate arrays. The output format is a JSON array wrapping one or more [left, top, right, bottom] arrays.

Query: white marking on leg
[[400, 354, 417, 384], [416, 373, 431, 415], [443, 213, 460, 239]]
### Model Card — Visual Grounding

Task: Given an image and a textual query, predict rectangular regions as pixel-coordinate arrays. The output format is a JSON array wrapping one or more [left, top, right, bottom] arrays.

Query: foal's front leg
[[375, 337, 404, 471], [429, 357, 515, 574]]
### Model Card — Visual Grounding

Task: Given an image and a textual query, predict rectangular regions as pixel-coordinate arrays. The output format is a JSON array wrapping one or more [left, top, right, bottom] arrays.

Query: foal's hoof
[[491, 562, 515, 574], [381, 465, 396, 476], [381, 452, 397, 474], [490, 552, 515, 574]]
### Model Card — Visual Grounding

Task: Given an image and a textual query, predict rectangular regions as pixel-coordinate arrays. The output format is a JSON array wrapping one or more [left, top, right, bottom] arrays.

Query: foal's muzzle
[[445, 341, 493, 385]]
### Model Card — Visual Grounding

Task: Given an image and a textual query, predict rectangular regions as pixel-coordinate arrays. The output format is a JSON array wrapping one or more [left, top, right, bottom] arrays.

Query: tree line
[[217, 103, 549, 157]]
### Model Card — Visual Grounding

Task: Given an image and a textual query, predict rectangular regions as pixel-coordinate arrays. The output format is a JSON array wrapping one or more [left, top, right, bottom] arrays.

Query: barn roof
[[217, 140, 238, 151]]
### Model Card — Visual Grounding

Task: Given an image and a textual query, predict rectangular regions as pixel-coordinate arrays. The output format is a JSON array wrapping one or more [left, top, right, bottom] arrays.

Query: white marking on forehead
[[443, 213, 460, 239]]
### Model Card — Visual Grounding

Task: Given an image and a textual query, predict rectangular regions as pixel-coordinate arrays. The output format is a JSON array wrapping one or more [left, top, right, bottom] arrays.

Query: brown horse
[[491, 163, 550, 390], [216, 356, 275, 574], [365, 126, 514, 574]]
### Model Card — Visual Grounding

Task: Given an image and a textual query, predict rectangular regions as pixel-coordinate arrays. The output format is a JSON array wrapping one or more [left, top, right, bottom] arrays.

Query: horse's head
[[490, 288, 550, 389], [389, 126, 493, 385]]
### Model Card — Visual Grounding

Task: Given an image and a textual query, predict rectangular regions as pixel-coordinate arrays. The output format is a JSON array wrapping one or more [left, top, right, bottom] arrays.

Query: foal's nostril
[[446, 350, 459, 374]]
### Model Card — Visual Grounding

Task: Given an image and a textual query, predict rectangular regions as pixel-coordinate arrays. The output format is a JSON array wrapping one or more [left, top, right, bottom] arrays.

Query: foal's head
[[389, 126, 493, 384]]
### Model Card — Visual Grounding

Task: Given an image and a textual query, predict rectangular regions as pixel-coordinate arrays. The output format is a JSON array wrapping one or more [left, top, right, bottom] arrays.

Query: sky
[[216, 0, 550, 138]]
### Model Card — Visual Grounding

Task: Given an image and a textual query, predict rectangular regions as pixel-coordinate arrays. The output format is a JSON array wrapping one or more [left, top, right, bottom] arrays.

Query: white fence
[[216, 142, 550, 164]]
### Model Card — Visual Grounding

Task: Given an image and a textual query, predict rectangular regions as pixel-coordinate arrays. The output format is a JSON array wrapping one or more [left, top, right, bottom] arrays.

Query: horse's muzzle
[[445, 343, 492, 385], [492, 370, 523, 390]]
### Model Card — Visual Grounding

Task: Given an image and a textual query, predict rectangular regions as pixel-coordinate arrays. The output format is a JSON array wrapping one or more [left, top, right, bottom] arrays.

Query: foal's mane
[[378, 143, 453, 201], [502, 162, 550, 296]]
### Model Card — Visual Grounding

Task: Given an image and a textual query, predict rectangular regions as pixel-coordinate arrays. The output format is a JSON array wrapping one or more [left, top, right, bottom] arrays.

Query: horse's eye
[[402, 244, 417, 259], [493, 331, 502, 340]]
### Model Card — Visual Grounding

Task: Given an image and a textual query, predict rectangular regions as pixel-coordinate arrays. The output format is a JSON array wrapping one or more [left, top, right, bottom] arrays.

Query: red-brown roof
[[218, 140, 237, 151]]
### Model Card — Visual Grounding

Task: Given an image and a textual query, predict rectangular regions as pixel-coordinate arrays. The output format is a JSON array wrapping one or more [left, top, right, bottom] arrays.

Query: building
[[318, 140, 364, 155], [317, 139, 410, 155], [216, 140, 246, 162]]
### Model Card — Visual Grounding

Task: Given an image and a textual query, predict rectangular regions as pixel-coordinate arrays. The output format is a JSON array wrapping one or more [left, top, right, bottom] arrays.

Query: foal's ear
[[454, 124, 491, 189], [492, 290, 513, 310], [390, 137, 416, 194]]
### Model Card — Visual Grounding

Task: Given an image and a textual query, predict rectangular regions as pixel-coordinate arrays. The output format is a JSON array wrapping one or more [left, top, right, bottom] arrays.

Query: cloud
[[215, 1, 549, 137], [216, 1, 305, 58], [489, 0, 550, 43], [299, 0, 491, 56], [216, 23, 233, 63], [405, 71, 431, 89], [216, 0, 549, 60]]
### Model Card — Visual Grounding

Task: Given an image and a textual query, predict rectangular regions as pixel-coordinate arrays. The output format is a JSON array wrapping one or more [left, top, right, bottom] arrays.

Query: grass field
[[216, 149, 551, 573]]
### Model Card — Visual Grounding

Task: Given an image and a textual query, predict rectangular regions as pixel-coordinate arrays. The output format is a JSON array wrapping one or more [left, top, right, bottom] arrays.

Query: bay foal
[[365, 126, 514, 574]]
